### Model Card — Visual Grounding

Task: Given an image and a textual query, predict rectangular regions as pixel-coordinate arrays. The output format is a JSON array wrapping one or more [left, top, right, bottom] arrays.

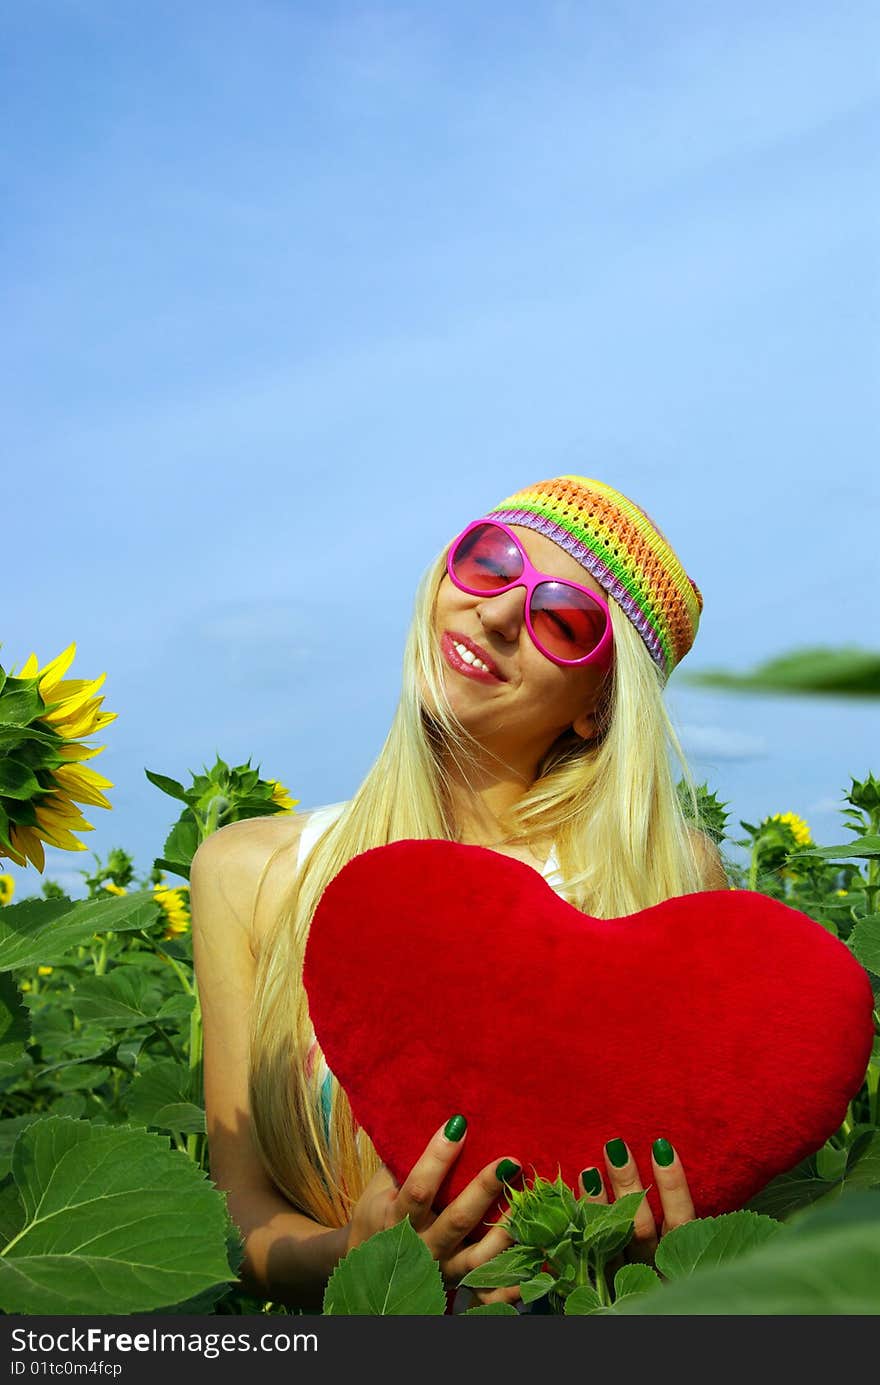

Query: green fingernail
[[652, 1137, 675, 1167], [605, 1137, 629, 1168], [495, 1159, 521, 1183], [580, 1167, 603, 1196], [443, 1114, 467, 1142]]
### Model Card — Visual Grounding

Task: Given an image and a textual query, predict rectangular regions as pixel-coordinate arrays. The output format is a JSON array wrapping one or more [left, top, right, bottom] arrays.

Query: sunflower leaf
[[0, 1117, 233, 1313], [0, 893, 157, 971], [323, 1218, 446, 1315], [0, 973, 29, 1073]]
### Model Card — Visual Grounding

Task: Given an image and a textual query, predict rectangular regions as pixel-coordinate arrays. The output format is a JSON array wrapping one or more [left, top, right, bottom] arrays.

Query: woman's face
[[430, 523, 612, 768]]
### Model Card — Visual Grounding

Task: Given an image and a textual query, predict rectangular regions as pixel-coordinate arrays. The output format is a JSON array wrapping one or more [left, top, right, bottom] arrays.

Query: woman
[[191, 475, 729, 1311]]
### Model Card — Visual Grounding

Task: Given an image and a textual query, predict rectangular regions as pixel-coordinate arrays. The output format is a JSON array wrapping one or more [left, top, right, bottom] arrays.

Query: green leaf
[[678, 647, 880, 697], [322, 1218, 446, 1315], [127, 1060, 200, 1132], [144, 770, 190, 803], [845, 1130, 880, 1189], [460, 1245, 543, 1288], [68, 969, 167, 1030], [0, 678, 44, 728], [655, 1211, 782, 1279], [0, 1117, 233, 1313], [53, 1063, 112, 1093], [850, 917, 880, 975], [789, 835, 880, 862], [0, 893, 157, 971], [0, 759, 42, 800], [0, 973, 29, 1074], [464, 1302, 519, 1315], [0, 725, 68, 754], [816, 1143, 848, 1182], [157, 814, 201, 881], [143, 1196, 244, 1316], [579, 1189, 646, 1254], [564, 1285, 604, 1314], [151, 1103, 205, 1134], [745, 1153, 837, 1219], [519, 1272, 555, 1304], [0, 1173, 24, 1244], [613, 1263, 662, 1300], [616, 1192, 880, 1314], [155, 993, 195, 1023], [0, 1116, 43, 1180]]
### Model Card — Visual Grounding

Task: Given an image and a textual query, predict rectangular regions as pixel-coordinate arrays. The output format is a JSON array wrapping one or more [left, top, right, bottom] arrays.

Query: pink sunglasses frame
[[446, 518, 615, 669]]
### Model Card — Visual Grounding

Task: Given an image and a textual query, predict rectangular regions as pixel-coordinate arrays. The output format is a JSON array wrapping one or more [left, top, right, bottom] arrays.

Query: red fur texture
[[303, 840, 874, 1225]]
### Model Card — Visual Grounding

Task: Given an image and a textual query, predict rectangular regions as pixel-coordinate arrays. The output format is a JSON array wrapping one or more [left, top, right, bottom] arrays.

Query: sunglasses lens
[[531, 581, 608, 661], [451, 522, 523, 590]]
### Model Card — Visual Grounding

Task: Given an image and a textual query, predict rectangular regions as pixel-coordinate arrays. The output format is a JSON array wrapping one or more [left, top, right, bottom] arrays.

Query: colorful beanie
[[482, 476, 703, 685]]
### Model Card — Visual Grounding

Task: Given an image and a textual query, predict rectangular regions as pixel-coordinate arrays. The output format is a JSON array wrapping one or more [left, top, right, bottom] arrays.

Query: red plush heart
[[304, 841, 874, 1224]]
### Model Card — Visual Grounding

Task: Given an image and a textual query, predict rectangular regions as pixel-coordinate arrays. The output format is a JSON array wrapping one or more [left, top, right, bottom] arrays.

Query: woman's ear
[[572, 680, 612, 741], [571, 706, 598, 740]]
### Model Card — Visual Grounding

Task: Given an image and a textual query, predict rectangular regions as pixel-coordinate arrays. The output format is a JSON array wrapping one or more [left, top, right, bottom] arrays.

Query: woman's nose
[[476, 586, 527, 644]]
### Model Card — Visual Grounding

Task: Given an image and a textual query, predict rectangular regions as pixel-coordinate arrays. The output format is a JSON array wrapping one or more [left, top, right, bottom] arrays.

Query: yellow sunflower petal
[[16, 653, 39, 678], [41, 674, 107, 721], [34, 794, 94, 826], [9, 824, 46, 872], [52, 764, 113, 809], [35, 643, 78, 694], [56, 741, 106, 762], [1, 837, 28, 869], [35, 825, 89, 852], [49, 703, 117, 742]]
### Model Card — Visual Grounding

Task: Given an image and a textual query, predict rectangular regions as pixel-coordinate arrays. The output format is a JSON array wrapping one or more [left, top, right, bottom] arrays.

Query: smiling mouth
[[441, 631, 505, 682]]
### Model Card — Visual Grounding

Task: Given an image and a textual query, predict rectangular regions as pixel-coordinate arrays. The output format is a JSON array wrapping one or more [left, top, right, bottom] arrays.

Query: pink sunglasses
[[446, 519, 614, 669]]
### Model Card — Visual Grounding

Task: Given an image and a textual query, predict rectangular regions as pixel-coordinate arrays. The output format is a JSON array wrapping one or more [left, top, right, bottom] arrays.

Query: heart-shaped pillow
[[303, 841, 874, 1224]]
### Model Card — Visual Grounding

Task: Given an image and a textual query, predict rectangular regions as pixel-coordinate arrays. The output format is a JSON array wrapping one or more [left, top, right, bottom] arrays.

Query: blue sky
[[3, 1, 878, 897]]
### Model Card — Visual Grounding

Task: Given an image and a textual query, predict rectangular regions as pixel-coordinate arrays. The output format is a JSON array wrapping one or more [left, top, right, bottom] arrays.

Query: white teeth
[[453, 641, 490, 673]]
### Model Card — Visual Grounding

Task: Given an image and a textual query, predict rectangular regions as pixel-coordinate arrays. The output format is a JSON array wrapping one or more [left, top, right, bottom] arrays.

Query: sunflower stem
[[748, 840, 760, 893], [94, 935, 111, 977], [150, 1023, 182, 1063], [185, 988, 204, 1163], [138, 929, 193, 995]]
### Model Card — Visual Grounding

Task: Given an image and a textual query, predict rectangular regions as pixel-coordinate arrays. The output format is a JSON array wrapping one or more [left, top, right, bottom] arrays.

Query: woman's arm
[[190, 815, 347, 1310]]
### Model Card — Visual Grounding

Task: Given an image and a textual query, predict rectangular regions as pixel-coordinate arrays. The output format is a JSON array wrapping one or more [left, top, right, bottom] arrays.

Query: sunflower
[[0, 642, 116, 873], [759, 811, 813, 882], [267, 779, 298, 813], [767, 811, 813, 847], [0, 874, 14, 906], [154, 882, 190, 940]]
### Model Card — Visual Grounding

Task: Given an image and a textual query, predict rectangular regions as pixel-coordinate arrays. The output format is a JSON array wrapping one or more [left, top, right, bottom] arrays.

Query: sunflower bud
[[847, 772, 880, 812]]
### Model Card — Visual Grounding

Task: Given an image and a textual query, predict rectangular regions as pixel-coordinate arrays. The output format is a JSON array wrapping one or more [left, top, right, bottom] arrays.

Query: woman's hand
[[579, 1136, 695, 1265], [346, 1116, 523, 1306]]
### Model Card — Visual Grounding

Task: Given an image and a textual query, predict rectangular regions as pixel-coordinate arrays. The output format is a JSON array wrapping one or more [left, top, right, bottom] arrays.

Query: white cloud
[[678, 724, 768, 761]]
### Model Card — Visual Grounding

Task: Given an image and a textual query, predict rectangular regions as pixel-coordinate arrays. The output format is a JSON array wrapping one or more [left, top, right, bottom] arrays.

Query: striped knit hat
[[482, 476, 703, 685]]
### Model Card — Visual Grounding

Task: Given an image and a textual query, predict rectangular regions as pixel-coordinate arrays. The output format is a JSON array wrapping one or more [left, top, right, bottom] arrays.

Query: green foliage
[[678, 645, 880, 697], [653, 1211, 781, 1278], [676, 780, 731, 845], [146, 754, 294, 880], [460, 1172, 647, 1311], [0, 892, 156, 970], [613, 1191, 880, 1314], [323, 1219, 447, 1315], [0, 1117, 233, 1314]]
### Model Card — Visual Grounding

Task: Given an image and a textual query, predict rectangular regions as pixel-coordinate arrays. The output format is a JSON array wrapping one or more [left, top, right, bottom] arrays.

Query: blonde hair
[[248, 538, 711, 1226]]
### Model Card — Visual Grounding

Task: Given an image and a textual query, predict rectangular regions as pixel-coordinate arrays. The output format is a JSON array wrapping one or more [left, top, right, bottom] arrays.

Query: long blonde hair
[[248, 539, 711, 1225]]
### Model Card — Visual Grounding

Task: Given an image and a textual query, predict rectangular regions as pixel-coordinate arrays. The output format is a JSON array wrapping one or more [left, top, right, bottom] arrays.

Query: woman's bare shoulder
[[190, 812, 313, 952]]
